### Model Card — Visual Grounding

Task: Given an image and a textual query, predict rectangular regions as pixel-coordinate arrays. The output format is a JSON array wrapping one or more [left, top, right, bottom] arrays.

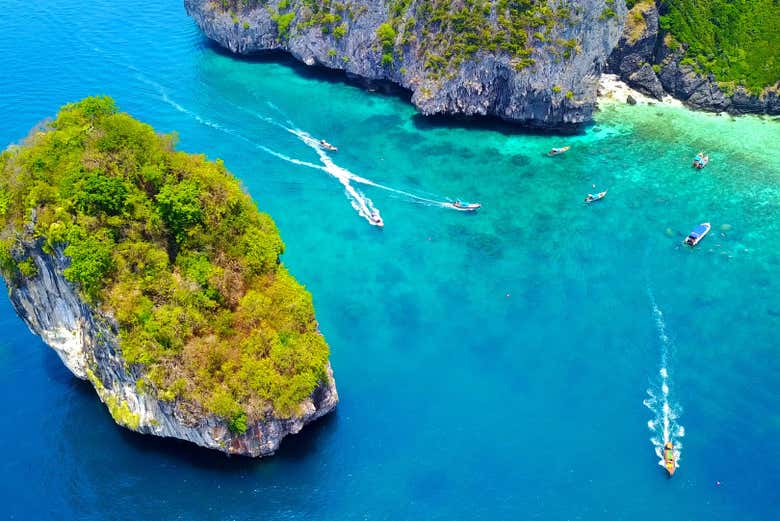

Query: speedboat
[[451, 201, 481, 212], [548, 146, 570, 156], [584, 190, 607, 203], [319, 139, 338, 152], [663, 442, 676, 476], [684, 222, 711, 246], [693, 152, 708, 169], [369, 211, 384, 228]]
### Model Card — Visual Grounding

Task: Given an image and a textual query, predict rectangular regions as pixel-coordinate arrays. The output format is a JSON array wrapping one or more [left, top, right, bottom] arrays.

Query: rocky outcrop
[[607, 0, 665, 99], [186, 0, 779, 121], [185, 0, 626, 130], [6, 237, 338, 457], [608, 0, 780, 114]]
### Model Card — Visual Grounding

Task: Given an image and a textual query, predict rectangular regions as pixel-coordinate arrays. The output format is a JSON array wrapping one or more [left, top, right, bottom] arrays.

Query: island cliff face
[[185, 0, 779, 125], [0, 97, 338, 457], [8, 240, 337, 456], [608, 1, 779, 114], [185, 0, 626, 130]]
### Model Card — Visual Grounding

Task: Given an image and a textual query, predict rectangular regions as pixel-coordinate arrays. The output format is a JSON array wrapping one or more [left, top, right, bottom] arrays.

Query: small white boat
[[548, 146, 570, 156], [684, 222, 710, 246], [369, 211, 384, 228], [584, 190, 607, 203], [451, 201, 481, 212], [319, 140, 338, 152]]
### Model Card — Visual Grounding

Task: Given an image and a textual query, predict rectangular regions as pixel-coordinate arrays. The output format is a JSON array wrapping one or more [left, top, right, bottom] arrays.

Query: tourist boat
[[548, 146, 570, 156], [451, 201, 481, 211], [369, 211, 384, 228], [584, 190, 607, 203], [684, 222, 711, 246], [319, 139, 338, 152], [693, 152, 709, 169], [663, 442, 676, 476]]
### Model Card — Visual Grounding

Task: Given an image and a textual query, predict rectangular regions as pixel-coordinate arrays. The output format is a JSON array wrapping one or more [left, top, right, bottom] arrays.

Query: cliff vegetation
[[658, 0, 780, 92], [222, 0, 581, 77], [0, 97, 330, 432]]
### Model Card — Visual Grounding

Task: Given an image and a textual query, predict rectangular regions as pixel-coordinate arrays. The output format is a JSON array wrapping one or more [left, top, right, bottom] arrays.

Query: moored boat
[[684, 222, 711, 246], [663, 442, 676, 476], [584, 190, 607, 203], [693, 152, 708, 169], [451, 200, 481, 211], [548, 146, 570, 156]]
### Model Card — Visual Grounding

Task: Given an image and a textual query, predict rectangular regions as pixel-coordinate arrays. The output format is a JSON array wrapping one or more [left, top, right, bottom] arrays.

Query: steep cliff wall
[[186, 0, 778, 121], [608, 1, 779, 114], [7, 238, 338, 457], [185, 0, 626, 130]]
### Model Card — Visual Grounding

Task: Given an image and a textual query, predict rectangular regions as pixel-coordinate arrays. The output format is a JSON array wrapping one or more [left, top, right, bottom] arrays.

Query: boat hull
[[451, 203, 481, 212], [548, 146, 571, 156], [585, 190, 607, 203], [684, 222, 711, 246]]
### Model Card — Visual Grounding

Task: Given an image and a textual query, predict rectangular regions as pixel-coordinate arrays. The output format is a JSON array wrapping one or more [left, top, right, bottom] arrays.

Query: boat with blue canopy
[[684, 222, 711, 246]]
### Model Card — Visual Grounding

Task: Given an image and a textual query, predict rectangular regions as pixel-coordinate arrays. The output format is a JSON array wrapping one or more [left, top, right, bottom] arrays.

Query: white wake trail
[[234, 103, 458, 208], [644, 289, 685, 472], [144, 77, 472, 225], [141, 78, 385, 223], [280, 127, 382, 224]]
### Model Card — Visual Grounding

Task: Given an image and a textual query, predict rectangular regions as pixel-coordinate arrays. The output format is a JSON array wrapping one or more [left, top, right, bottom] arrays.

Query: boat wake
[[245, 103, 459, 209], [143, 78, 465, 226], [643, 289, 685, 473]]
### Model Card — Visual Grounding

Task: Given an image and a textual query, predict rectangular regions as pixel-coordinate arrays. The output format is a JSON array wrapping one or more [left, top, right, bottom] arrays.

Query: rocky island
[[185, 0, 779, 128], [0, 97, 337, 457]]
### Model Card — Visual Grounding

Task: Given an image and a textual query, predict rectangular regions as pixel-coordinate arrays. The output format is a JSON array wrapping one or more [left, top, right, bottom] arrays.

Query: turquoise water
[[1, 1, 779, 519]]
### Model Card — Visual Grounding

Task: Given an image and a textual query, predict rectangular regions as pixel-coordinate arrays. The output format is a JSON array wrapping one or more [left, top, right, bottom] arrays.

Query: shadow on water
[[411, 113, 591, 137], [40, 341, 83, 387], [200, 39, 593, 137], [202, 39, 413, 103], [111, 398, 339, 470]]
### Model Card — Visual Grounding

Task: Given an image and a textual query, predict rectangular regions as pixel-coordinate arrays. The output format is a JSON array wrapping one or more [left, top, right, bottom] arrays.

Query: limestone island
[[186, 0, 779, 130], [0, 97, 337, 457]]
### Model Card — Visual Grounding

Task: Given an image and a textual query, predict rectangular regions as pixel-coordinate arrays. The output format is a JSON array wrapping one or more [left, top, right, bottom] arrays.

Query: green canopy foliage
[[660, 0, 780, 92], [0, 97, 330, 427]]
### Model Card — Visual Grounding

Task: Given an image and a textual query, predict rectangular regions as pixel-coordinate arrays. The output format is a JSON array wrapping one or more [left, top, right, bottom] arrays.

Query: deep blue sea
[[1, 1, 779, 519]]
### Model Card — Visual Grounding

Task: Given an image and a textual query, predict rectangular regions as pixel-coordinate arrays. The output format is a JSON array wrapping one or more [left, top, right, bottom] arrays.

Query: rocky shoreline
[[185, 0, 779, 128], [608, 0, 779, 116], [185, 0, 626, 131], [7, 235, 338, 457]]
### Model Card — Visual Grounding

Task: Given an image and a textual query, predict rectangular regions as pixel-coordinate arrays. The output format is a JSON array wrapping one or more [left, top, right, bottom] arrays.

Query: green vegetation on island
[[222, 0, 582, 78], [659, 0, 780, 92], [0, 97, 330, 431], [380, 0, 577, 76]]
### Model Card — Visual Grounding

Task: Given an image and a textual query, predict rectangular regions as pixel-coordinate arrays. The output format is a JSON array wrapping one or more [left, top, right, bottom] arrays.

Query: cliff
[[186, 0, 779, 123], [0, 97, 338, 457], [607, 1, 779, 114], [185, 0, 626, 130], [7, 239, 337, 456]]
